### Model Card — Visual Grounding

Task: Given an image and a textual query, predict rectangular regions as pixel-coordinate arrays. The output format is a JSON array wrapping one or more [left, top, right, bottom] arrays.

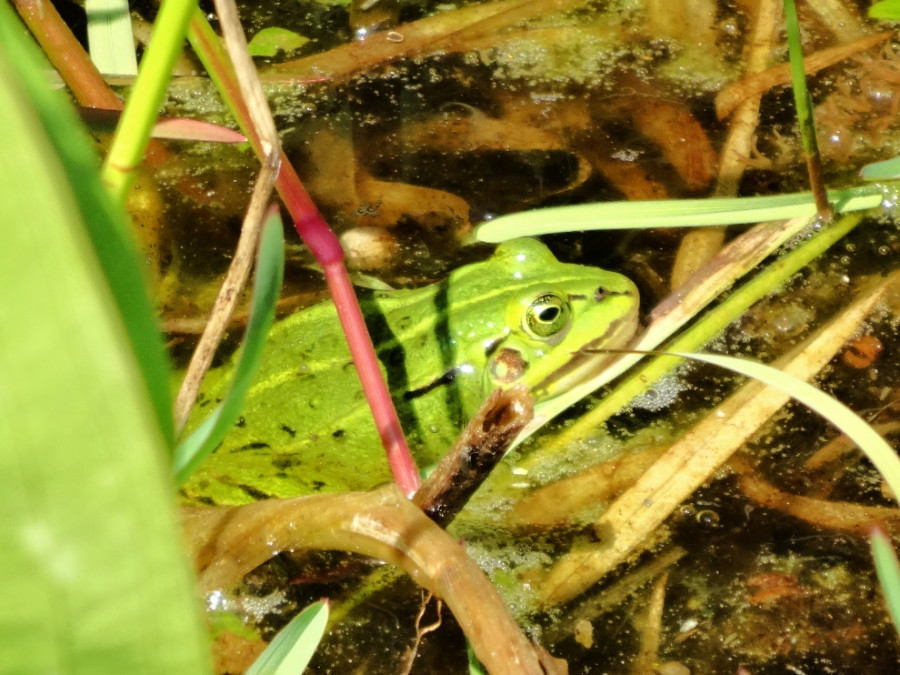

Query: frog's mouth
[[532, 305, 640, 398]]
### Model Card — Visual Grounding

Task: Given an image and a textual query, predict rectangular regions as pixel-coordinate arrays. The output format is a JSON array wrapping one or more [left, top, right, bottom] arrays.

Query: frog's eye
[[522, 292, 571, 341]]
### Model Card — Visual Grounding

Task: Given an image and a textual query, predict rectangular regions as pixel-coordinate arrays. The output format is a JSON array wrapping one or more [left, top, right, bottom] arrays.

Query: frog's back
[[181, 238, 638, 505], [182, 281, 481, 504]]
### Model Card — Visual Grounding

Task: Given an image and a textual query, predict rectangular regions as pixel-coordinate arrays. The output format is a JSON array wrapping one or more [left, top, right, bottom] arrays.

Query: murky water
[[124, 0, 900, 671]]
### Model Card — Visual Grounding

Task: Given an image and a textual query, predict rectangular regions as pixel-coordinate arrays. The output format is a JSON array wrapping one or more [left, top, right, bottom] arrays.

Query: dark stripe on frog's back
[[360, 279, 465, 439]]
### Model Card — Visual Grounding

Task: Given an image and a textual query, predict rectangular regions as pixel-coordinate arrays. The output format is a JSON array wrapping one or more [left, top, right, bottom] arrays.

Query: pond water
[[127, 0, 900, 671]]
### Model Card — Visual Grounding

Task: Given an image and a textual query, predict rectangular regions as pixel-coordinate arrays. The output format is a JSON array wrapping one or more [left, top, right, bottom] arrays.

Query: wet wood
[[414, 386, 533, 528], [183, 485, 563, 674]]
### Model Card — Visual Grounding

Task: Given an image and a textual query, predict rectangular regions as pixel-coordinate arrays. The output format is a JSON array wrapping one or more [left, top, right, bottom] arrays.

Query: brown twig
[[732, 454, 900, 536], [173, 0, 282, 433], [183, 486, 563, 674], [715, 32, 891, 120], [413, 386, 533, 528], [13, 0, 122, 109]]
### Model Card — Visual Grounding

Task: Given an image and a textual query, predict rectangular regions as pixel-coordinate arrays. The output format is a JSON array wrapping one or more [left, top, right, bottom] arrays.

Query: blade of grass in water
[[474, 186, 884, 242], [174, 209, 284, 483], [677, 352, 900, 503], [100, 0, 196, 203], [783, 0, 828, 214], [871, 527, 900, 637], [246, 601, 328, 675], [861, 157, 900, 180]]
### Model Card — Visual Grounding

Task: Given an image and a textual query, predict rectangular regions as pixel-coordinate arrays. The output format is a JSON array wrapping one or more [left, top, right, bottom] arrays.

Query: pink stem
[[324, 262, 422, 496], [276, 161, 421, 497], [188, 15, 421, 495]]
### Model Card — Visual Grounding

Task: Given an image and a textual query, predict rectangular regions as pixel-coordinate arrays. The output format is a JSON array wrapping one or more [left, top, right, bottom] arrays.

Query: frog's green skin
[[182, 239, 638, 505]]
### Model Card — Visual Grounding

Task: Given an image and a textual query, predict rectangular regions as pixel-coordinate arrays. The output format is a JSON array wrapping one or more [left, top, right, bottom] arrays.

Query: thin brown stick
[[173, 0, 281, 432], [266, 0, 609, 85], [631, 573, 668, 675], [671, 0, 780, 289], [716, 32, 891, 120], [414, 386, 533, 528], [13, 0, 123, 109]]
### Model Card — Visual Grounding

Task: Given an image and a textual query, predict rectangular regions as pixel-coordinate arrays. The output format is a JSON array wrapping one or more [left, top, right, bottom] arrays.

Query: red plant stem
[[189, 14, 421, 496], [278, 162, 422, 496], [324, 263, 422, 496]]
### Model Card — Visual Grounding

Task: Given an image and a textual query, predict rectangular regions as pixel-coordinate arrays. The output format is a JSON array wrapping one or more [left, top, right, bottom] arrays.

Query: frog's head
[[481, 239, 639, 401]]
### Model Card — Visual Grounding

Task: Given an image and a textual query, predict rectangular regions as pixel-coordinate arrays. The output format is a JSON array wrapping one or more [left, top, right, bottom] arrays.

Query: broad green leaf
[[174, 211, 285, 483], [0, 7, 175, 445], [0, 8, 210, 675], [870, 0, 900, 20], [245, 601, 329, 675], [674, 352, 900, 504]]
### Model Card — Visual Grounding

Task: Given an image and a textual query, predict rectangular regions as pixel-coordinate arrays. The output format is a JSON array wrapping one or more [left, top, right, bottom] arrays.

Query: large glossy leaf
[[0, 8, 210, 675], [0, 5, 175, 445]]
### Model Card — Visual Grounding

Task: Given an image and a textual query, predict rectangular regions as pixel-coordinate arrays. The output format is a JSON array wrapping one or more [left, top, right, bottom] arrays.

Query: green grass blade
[[0, 6, 174, 443], [101, 0, 197, 203], [871, 527, 900, 636], [783, 0, 819, 160], [467, 643, 487, 675], [674, 352, 900, 504], [85, 0, 138, 76], [246, 601, 329, 675], [0, 10, 210, 673], [860, 157, 900, 180], [174, 209, 285, 483], [474, 186, 884, 242]]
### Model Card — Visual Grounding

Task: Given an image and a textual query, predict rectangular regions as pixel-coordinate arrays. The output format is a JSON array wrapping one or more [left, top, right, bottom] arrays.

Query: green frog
[[181, 238, 639, 505]]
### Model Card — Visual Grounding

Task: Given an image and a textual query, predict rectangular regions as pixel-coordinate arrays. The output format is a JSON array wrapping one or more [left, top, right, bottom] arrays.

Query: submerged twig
[[182, 487, 562, 675], [414, 386, 533, 528], [631, 573, 668, 675], [715, 32, 891, 120], [266, 0, 611, 85], [732, 454, 900, 536]]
